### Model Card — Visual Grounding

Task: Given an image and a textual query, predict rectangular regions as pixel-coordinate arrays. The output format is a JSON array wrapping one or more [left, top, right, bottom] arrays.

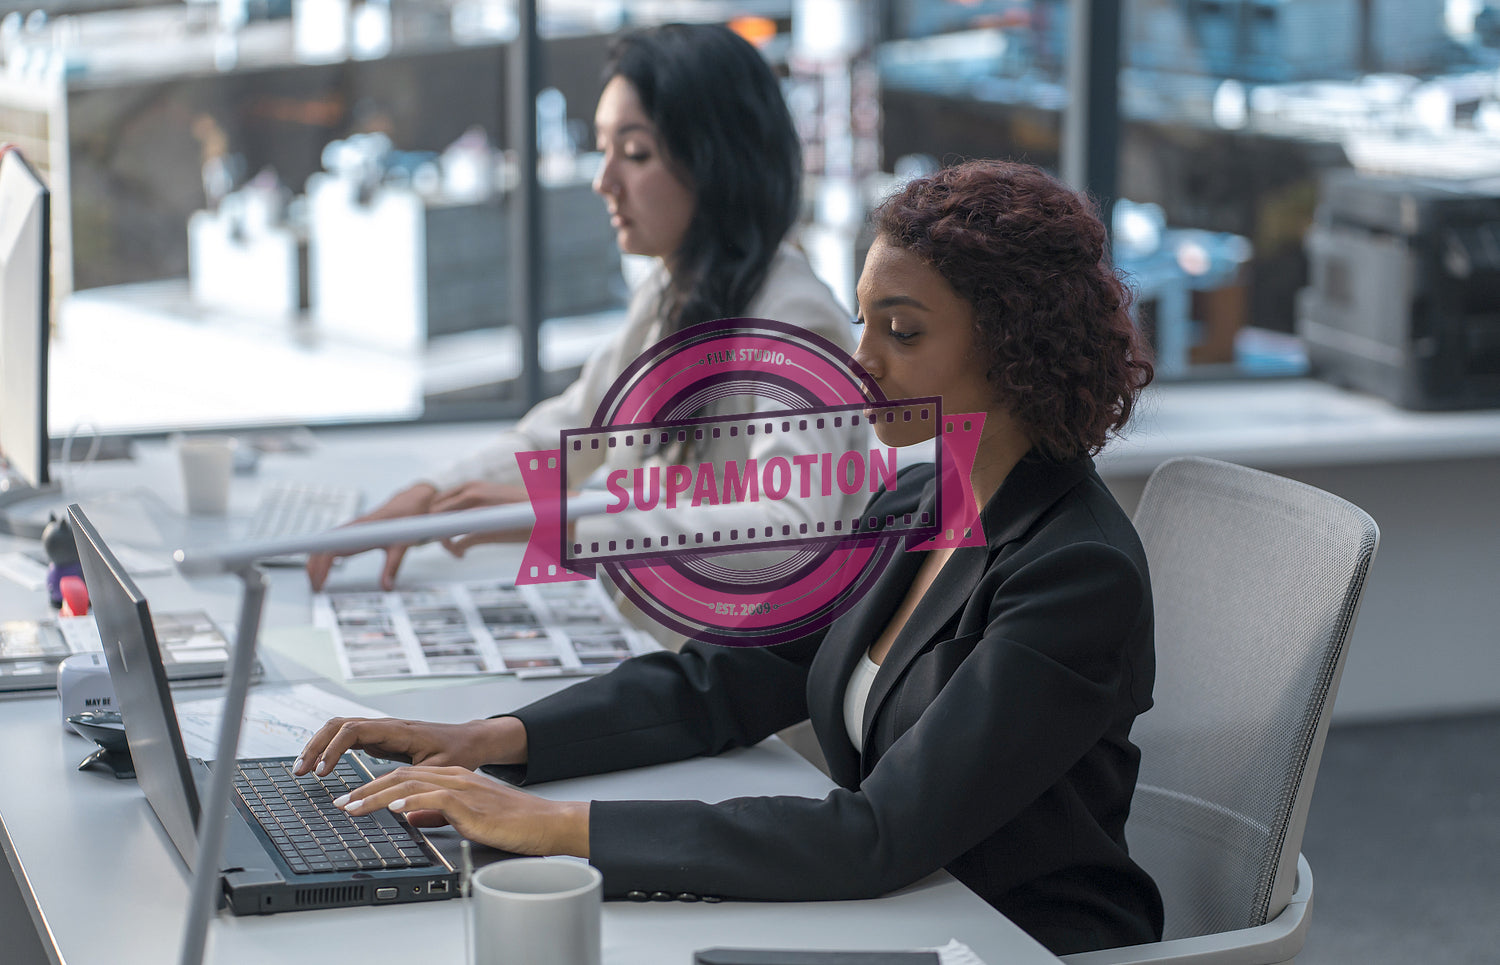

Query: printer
[[1295, 170, 1500, 409]]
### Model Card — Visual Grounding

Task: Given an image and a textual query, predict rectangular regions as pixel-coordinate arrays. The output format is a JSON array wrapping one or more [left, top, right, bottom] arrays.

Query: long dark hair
[[603, 23, 802, 332]]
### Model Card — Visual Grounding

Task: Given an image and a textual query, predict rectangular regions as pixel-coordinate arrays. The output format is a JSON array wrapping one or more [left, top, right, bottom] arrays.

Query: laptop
[[68, 504, 459, 914]]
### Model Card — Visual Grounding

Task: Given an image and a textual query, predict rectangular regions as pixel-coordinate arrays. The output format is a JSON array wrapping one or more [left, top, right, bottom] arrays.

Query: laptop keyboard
[[233, 758, 434, 876]]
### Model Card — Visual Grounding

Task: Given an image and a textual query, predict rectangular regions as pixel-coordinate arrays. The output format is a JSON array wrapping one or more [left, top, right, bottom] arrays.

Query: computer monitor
[[0, 145, 52, 537]]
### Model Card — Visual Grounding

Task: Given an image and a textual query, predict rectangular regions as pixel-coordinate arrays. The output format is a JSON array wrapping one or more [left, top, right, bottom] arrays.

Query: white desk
[[0, 428, 1061, 965], [1099, 378, 1500, 475]]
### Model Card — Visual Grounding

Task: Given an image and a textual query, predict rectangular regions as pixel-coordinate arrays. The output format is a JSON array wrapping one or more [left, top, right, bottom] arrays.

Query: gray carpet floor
[[1296, 712, 1500, 965]]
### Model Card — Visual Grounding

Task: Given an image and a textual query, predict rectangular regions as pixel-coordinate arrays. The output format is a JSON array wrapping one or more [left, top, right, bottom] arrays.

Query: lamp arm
[[173, 490, 611, 576], [179, 564, 267, 965]]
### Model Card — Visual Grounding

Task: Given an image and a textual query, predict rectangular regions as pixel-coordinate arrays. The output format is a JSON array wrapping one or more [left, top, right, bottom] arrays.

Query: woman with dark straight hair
[[307, 23, 862, 600], [603, 21, 803, 333]]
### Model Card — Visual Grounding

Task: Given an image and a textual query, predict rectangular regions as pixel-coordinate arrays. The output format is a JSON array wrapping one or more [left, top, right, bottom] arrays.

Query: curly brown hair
[[871, 159, 1153, 461]]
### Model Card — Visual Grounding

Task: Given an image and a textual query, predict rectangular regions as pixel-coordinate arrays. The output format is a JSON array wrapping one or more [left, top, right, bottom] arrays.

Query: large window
[[4, 5, 637, 437], [10, 0, 1498, 440]]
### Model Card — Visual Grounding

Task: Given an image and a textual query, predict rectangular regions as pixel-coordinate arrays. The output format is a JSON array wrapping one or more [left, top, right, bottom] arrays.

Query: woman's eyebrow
[[870, 294, 928, 312], [598, 122, 654, 139]]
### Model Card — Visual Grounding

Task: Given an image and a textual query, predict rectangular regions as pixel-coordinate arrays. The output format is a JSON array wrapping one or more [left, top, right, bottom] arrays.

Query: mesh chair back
[[1128, 457, 1377, 941]]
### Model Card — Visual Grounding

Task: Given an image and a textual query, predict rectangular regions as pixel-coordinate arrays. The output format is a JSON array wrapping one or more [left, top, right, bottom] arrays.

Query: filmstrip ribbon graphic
[[513, 318, 985, 646]]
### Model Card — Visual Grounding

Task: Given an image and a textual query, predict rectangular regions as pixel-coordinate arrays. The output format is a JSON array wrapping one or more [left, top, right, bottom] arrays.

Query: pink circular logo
[[514, 318, 986, 647]]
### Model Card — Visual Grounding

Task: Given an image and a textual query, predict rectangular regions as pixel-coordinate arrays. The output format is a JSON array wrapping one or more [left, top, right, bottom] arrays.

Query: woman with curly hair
[[298, 159, 1162, 956]]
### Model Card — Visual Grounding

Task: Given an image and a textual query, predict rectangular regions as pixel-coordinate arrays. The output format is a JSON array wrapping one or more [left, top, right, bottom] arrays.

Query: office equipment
[[56, 651, 114, 724], [69, 505, 458, 916], [242, 481, 363, 564], [0, 146, 52, 539], [66, 708, 134, 777], [1296, 170, 1500, 410], [1059, 456, 1377, 965], [0, 608, 245, 696]]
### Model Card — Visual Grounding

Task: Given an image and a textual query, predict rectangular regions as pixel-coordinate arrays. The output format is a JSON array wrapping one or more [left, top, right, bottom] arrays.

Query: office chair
[[1063, 456, 1378, 965]]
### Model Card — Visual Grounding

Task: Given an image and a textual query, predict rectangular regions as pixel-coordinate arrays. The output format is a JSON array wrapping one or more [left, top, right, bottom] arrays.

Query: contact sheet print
[[314, 580, 658, 681]]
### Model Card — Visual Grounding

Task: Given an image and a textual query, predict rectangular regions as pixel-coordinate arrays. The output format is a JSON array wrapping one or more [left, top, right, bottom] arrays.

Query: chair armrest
[[1058, 854, 1314, 965]]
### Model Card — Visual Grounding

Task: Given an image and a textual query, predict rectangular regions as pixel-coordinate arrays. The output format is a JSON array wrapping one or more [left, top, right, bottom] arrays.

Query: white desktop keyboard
[[243, 482, 363, 565]]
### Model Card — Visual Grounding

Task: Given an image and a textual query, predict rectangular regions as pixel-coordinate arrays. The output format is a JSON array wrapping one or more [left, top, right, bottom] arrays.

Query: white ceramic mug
[[175, 435, 237, 516], [470, 857, 602, 965]]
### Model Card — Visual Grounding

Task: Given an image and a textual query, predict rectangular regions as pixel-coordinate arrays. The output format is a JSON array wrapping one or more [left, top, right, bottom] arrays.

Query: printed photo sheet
[[314, 579, 658, 681]]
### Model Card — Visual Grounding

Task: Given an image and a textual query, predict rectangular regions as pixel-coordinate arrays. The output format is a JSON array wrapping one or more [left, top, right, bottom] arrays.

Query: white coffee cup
[[175, 435, 237, 516], [470, 857, 602, 965]]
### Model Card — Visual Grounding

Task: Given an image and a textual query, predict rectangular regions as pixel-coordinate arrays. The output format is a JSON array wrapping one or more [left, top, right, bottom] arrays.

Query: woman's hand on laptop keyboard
[[293, 715, 528, 777], [336, 764, 591, 859]]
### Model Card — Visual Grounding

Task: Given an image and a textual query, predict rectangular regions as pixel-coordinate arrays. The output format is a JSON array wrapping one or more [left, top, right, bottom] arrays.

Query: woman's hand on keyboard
[[337, 764, 590, 858], [294, 715, 528, 777], [305, 482, 439, 592]]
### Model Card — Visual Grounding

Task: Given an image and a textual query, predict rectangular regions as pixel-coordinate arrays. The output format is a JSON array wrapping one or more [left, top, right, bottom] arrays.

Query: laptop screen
[[70, 503, 204, 868]]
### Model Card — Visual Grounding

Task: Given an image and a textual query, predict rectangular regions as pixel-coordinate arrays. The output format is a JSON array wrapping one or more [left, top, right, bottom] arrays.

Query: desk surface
[[1098, 378, 1500, 475], [0, 428, 1060, 965]]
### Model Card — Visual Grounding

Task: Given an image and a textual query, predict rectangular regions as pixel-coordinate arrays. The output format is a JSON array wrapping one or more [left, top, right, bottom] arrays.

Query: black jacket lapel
[[855, 455, 1094, 771], [807, 540, 926, 787]]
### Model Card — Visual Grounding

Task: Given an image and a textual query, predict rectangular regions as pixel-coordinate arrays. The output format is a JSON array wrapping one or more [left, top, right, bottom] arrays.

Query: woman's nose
[[851, 331, 881, 381], [592, 158, 617, 199]]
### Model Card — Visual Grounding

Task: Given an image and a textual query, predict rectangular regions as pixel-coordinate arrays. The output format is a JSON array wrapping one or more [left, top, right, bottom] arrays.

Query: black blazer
[[499, 455, 1164, 956]]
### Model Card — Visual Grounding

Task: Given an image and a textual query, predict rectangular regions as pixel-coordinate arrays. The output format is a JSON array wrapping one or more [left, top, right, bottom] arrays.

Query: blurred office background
[[0, 1, 1496, 962]]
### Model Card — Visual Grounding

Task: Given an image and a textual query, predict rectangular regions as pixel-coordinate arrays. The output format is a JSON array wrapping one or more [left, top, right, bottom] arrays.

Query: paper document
[[174, 683, 387, 760], [314, 579, 658, 682]]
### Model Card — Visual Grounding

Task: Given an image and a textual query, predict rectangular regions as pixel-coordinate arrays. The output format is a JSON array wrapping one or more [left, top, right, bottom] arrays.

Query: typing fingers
[[304, 717, 398, 776], [294, 716, 357, 775], [339, 766, 556, 854], [339, 766, 472, 815]]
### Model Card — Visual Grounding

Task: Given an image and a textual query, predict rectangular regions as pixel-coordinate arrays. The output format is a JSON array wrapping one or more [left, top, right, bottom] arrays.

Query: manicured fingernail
[[388, 798, 407, 811], [293, 757, 304, 772], [332, 793, 350, 808], [317, 760, 330, 775]]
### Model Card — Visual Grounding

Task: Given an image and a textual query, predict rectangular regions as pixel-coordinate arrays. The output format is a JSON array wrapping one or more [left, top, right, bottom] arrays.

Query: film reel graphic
[[514, 318, 985, 648]]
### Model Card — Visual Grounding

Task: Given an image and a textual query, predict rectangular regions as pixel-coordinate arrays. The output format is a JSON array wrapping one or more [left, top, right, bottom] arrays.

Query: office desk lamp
[[170, 492, 609, 965]]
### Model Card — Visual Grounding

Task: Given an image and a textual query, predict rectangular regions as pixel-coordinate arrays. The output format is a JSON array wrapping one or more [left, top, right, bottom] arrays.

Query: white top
[[843, 649, 882, 751], [424, 243, 868, 549]]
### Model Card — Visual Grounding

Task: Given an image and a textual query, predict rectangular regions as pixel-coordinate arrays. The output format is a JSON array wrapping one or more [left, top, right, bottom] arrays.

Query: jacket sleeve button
[[625, 890, 650, 902], [702, 894, 723, 903], [675, 892, 700, 902], [649, 891, 674, 901]]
